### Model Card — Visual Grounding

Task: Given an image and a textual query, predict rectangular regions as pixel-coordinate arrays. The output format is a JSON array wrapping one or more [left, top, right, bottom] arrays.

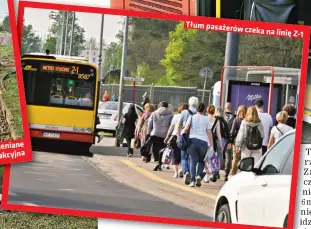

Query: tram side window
[[49, 78, 94, 109], [23, 71, 52, 106], [23, 70, 95, 110]]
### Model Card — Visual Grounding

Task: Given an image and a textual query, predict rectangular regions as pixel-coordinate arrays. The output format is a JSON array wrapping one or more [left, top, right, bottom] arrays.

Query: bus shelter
[[219, 66, 300, 118]]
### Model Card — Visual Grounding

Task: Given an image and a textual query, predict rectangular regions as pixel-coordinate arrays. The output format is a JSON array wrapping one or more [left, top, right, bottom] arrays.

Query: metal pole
[[222, 32, 240, 108], [285, 84, 289, 104], [209, 89, 213, 105], [63, 12, 69, 55], [59, 11, 66, 55], [98, 14, 105, 82], [216, 0, 221, 18], [115, 16, 129, 147], [133, 81, 136, 104], [68, 12, 75, 56], [202, 77, 207, 102]]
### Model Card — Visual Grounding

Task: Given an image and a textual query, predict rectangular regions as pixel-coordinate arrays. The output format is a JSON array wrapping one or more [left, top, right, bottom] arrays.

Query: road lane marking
[[120, 160, 217, 200], [22, 202, 39, 206], [8, 191, 19, 197]]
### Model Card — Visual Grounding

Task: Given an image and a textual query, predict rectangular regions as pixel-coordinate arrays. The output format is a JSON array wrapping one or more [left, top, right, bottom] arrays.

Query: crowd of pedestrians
[[116, 96, 296, 188]]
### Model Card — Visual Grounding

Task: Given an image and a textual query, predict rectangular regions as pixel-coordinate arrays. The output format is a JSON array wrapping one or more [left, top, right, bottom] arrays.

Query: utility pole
[[98, 14, 105, 81], [115, 16, 129, 147], [222, 32, 240, 107], [59, 11, 66, 55], [63, 12, 69, 56], [68, 12, 75, 56]]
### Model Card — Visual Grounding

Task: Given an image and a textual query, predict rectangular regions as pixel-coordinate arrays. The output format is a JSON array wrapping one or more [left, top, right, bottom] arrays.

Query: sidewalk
[[87, 136, 224, 217]]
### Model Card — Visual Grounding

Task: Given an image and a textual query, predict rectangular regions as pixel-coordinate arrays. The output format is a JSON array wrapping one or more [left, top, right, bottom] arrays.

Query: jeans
[[181, 150, 190, 174], [187, 138, 208, 182], [216, 138, 226, 170], [224, 144, 233, 176]]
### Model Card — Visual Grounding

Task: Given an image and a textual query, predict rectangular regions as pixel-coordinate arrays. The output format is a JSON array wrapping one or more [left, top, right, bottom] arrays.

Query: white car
[[214, 129, 295, 228], [96, 101, 144, 136]]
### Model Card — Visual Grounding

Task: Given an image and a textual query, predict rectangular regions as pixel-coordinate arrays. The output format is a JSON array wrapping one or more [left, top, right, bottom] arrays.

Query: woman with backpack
[[235, 106, 265, 164], [214, 108, 230, 179], [229, 105, 247, 176], [267, 111, 293, 149]]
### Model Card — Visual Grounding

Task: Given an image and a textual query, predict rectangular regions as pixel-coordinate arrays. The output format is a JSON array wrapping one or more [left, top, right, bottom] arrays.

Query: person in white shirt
[[255, 99, 273, 156], [267, 111, 293, 149], [183, 103, 214, 188]]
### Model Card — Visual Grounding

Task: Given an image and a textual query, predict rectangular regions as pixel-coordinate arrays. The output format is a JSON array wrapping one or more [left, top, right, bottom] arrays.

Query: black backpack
[[244, 125, 263, 150], [224, 113, 235, 129], [230, 118, 242, 141]]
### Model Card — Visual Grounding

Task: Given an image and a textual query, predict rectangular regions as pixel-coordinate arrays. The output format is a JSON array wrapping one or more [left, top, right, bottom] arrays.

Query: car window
[[258, 133, 295, 175], [282, 149, 294, 175]]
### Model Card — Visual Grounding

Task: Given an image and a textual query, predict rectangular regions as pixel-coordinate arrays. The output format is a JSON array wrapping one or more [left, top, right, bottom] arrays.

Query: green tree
[[161, 22, 225, 87], [44, 11, 85, 56], [238, 35, 302, 68], [0, 16, 10, 33], [21, 24, 42, 54], [162, 25, 302, 88]]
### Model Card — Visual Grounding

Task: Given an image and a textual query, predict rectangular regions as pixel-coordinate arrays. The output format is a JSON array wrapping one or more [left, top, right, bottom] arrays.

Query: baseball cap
[[255, 99, 264, 107]]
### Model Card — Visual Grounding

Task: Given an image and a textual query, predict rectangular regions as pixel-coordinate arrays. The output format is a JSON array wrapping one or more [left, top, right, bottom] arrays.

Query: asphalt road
[[8, 152, 210, 221]]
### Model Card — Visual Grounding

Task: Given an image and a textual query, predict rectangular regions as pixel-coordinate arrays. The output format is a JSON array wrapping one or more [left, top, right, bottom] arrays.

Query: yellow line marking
[[120, 159, 217, 200], [304, 110, 311, 116]]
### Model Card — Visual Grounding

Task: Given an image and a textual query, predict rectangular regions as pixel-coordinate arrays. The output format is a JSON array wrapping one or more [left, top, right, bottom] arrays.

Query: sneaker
[[127, 154, 133, 157], [166, 165, 170, 169], [203, 176, 209, 183], [210, 174, 217, 182], [224, 176, 228, 182], [217, 174, 220, 179], [179, 169, 183, 178], [153, 163, 161, 171], [184, 172, 190, 185], [189, 181, 195, 187], [173, 172, 178, 178], [195, 176, 202, 187]]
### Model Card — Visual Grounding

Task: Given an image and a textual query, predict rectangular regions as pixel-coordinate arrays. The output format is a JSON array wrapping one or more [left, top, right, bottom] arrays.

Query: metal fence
[[100, 84, 212, 111]]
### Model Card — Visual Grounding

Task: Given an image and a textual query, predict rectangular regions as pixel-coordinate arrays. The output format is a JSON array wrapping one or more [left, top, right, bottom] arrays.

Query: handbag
[[176, 115, 193, 150], [140, 137, 152, 157], [134, 138, 141, 149], [161, 147, 173, 165], [116, 121, 125, 141]]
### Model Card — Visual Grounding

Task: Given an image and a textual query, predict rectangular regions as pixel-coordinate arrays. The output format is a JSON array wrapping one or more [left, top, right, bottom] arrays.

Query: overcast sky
[[23, 7, 123, 45], [0, 0, 8, 22]]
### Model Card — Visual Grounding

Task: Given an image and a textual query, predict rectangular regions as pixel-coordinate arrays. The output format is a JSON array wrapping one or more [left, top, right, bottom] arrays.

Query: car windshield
[[99, 102, 128, 111]]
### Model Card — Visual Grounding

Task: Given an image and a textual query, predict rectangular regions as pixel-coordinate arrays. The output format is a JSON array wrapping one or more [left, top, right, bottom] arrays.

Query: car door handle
[[261, 181, 267, 187]]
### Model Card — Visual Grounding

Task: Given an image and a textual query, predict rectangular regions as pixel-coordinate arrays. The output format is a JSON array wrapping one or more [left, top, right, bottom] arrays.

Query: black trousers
[[151, 136, 166, 164], [262, 146, 267, 156]]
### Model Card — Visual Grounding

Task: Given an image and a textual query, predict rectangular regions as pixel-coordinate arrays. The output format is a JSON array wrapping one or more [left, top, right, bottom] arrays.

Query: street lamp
[[115, 16, 129, 147], [199, 67, 214, 103]]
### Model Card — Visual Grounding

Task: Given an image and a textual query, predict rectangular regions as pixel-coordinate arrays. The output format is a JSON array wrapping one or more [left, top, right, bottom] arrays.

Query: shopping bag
[[161, 147, 173, 165], [140, 137, 152, 157], [204, 147, 220, 175]]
